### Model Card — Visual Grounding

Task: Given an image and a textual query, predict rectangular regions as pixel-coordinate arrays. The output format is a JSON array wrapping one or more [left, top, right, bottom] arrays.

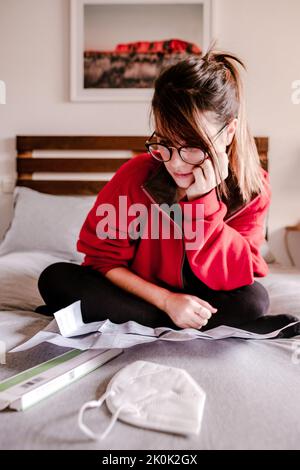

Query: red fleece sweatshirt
[[77, 153, 271, 291]]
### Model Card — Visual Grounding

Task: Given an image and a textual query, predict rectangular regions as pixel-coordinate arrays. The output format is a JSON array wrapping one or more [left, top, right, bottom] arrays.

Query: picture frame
[[70, 0, 214, 102]]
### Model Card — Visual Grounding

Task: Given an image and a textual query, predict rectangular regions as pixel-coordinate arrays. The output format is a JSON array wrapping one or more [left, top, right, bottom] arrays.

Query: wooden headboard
[[16, 135, 268, 196]]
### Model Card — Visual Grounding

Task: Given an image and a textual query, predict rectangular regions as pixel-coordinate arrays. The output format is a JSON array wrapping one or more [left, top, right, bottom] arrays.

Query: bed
[[0, 135, 300, 450]]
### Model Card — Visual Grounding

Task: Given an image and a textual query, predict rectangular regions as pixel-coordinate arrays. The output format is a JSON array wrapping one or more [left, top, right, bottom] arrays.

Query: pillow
[[0, 251, 68, 311], [0, 186, 96, 262]]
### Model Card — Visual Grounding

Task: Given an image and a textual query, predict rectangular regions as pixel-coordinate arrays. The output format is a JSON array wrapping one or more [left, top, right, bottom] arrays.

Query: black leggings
[[36, 261, 270, 331]]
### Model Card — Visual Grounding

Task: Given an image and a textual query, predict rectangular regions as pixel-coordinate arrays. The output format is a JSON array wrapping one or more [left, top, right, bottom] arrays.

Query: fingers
[[193, 304, 212, 327], [193, 165, 206, 180], [194, 314, 209, 327], [194, 306, 212, 320], [199, 299, 218, 314], [200, 152, 229, 184], [193, 160, 209, 176], [181, 303, 211, 329], [195, 159, 219, 186], [218, 152, 229, 180], [182, 301, 217, 329], [186, 315, 208, 330], [191, 296, 218, 313], [188, 297, 218, 329], [214, 152, 229, 182]]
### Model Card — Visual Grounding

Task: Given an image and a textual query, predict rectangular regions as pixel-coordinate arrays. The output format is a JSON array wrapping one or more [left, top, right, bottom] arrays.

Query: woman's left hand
[[186, 152, 229, 201]]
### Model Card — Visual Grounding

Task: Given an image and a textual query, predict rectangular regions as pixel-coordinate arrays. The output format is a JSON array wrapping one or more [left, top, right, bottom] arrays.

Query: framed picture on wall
[[70, 0, 214, 102]]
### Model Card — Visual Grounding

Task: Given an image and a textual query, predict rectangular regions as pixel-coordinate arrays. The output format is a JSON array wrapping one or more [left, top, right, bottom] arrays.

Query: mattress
[[0, 252, 300, 450]]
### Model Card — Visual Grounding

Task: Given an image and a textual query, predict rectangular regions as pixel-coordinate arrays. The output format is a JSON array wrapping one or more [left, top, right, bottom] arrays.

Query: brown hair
[[148, 41, 266, 203]]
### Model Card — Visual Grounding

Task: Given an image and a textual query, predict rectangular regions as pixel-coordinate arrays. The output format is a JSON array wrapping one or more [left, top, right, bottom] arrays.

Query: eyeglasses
[[145, 122, 229, 165]]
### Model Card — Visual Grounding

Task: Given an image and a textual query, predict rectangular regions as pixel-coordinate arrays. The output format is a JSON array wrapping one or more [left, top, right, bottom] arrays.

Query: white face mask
[[78, 360, 206, 441]]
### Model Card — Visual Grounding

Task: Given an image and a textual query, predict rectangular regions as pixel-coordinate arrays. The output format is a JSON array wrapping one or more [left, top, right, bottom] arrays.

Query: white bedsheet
[[1, 253, 300, 449], [257, 263, 300, 317]]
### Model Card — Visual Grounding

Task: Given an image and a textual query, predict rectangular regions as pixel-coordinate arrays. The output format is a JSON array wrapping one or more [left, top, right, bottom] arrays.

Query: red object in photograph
[[84, 38, 202, 88], [115, 39, 202, 55]]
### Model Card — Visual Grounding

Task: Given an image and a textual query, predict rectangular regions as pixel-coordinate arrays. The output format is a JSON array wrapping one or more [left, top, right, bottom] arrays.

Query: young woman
[[36, 45, 271, 331]]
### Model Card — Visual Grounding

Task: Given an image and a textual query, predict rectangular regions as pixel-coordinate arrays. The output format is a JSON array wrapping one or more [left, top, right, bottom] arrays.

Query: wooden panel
[[254, 137, 268, 154], [16, 179, 106, 195], [17, 136, 148, 152], [17, 157, 130, 173], [18, 173, 33, 180], [18, 151, 33, 158], [254, 137, 268, 171], [259, 152, 268, 171]]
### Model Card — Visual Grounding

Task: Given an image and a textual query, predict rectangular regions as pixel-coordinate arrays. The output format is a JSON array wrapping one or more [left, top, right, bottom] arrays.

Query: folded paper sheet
[[11, 300, 300, 353]]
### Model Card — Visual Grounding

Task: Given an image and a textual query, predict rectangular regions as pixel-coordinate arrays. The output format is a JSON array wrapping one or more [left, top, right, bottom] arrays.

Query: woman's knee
[[38, 262, 69, 291], [237, 281, 270, 319], [37, 262, 109, 308], [37, 261, 81, 303]]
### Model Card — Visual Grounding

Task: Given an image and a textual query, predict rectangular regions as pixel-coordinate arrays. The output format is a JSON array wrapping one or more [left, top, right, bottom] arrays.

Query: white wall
[[0, 0, 299, 265], [214, 0, 300, 264], [0, 0, 150, 238]]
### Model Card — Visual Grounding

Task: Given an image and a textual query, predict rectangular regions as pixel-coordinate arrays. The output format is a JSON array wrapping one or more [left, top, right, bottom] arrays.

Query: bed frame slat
[[16, 180, 106, 195], [17, 157, 130, 173], [17, 136, 147, 152]]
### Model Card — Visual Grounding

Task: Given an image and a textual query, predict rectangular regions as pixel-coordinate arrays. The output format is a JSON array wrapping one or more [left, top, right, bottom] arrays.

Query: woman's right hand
[[163, 292, 218, 329]]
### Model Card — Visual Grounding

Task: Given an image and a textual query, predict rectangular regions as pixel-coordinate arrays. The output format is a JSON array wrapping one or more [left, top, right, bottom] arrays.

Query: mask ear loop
[[78, 389, 139, 441]]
